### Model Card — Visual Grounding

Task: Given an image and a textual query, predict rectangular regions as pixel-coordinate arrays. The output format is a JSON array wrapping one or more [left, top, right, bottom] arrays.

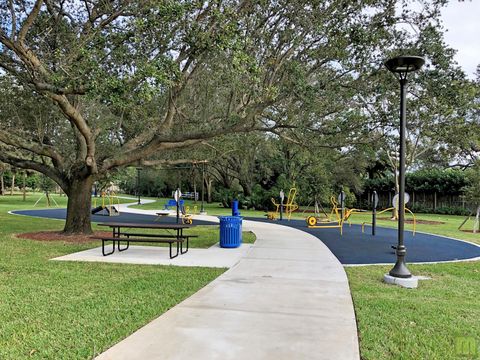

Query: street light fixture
[[385, 55, 424, 279]]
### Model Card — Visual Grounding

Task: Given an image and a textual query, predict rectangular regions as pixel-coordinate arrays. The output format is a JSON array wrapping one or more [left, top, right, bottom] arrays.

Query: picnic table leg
[[102, 226, 119, 256], [118, 239, 130, 252], [169, 241, 180, 259], [115, 227, 130, 252], [181, 236, 189, 254], [102, 238, 115, 256]]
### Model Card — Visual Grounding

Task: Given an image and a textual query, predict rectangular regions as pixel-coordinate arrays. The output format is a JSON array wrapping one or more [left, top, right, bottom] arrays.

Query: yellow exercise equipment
[[181, 205, 195, 224], [306, 196, 362, 235], [267, 187, 299, 220], [92, 191, 120, 216], [361, 207, 416, 236]]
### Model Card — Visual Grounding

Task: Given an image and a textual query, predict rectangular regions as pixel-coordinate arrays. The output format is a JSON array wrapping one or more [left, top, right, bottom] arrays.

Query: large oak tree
[[0, 0, 447, 233]]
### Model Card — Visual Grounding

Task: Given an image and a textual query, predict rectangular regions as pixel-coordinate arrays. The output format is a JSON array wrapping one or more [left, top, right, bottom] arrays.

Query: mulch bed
[[16, 231, 111, 244], [377, 217, 445, 225]]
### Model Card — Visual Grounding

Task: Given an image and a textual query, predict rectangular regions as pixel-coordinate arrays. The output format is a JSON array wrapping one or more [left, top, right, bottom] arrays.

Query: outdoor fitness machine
[[91, 191, 120, 216], [267, 187, 299, 220], [361, 192, 416, 236], [305, 191, 361, 235], [305, 190, 417, 236]]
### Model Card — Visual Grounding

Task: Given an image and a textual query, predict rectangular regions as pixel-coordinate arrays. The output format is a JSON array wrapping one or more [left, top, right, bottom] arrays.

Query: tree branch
[[48, 93, 96, 170], [8, 0, 17, 40], [0, 129, 64, 167], [140, 159, 197, 167], [0, 151, 66, 190], [32, 81, 87, 95], [18, 0, 44, 44]]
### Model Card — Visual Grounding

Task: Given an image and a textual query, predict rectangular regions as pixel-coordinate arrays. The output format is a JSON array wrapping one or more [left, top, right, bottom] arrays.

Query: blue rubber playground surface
[[245, 217, 480, 265], [11, 208, 217, 226], [10, 209, 480, 265]]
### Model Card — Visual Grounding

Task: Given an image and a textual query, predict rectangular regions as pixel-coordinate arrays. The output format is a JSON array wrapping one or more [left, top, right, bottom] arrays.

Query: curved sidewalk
[[96, 219, 359, 360]]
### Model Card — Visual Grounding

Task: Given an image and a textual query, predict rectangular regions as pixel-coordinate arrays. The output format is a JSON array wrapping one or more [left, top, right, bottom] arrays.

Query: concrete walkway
[[96, 219, 359, 360], [52, 243, 253, 268]]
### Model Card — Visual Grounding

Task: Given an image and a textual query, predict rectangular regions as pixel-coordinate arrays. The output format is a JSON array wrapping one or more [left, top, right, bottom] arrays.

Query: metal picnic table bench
[[95, 222, 197, 259]]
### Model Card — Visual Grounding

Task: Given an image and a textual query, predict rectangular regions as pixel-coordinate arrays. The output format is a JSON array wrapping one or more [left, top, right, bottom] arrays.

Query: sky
[[441, 0, 480, 79]]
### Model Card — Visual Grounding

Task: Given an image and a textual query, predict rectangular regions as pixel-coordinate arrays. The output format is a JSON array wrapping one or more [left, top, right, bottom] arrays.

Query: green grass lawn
[[0, 195, 230, 359], [343, 211, 480, 359], [347, 262, 480, 360], [2, 194, 479, 359]]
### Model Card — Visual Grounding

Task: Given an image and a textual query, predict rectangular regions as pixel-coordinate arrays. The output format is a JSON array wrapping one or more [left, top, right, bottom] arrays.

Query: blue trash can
[[232, 199, 240, 216], [219, 216, 242, 248]]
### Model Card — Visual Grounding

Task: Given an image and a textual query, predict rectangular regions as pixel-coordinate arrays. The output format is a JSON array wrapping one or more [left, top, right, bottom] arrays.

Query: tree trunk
[[22, 171, 27, 201], [240, 180, 253, 197], [474, 205, 480, 234], [64, 176, 94, 234], [0, 171, 4, 195], [205, 177, 213, 203], [10, 172, 15, 196], [391, 173, 399, 220]]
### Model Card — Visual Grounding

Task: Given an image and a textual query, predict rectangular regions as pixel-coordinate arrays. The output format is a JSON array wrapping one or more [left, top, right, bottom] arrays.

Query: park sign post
[[338, 191, 345, 222], [372, 191, 378, 236], [175, 188, 182, 224], [280, 190, 285, 221]]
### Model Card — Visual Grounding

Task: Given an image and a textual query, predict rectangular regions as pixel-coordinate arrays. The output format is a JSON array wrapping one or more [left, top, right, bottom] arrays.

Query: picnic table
[[95, 222, 197, 259]]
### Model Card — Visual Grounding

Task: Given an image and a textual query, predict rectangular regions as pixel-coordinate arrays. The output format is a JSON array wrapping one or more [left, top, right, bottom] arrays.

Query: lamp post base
[[389, 260, 412, 278], [383, 274, 418, 289], [389, 245, 412, 278]]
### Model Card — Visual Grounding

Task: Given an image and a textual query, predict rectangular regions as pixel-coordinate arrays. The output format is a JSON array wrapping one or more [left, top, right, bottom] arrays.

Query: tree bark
[[64, 176, 94, 234], [474, 205, 480, 234], [204, 176, 213, 203], [208, 180, 213, 203], [22, 171, 27, 201], [391, 171, 399, 220], [10, 171, 15, 196], [239, 180, 253, 197]]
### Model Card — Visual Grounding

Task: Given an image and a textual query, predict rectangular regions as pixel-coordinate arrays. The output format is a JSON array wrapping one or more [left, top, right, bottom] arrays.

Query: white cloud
[[441, 0, 480, 79]]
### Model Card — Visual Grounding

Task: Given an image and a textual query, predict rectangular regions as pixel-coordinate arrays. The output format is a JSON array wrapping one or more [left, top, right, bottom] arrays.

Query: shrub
[[435, 206, 471, 216]]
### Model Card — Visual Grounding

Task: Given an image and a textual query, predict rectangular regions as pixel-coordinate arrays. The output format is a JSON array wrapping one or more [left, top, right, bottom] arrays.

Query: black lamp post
[[385, 55, 424, 278], [136, 167, 142, 205]]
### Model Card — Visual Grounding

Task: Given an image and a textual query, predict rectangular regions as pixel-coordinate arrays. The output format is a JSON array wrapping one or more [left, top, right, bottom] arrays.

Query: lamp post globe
[[384, 55, 424, 278]]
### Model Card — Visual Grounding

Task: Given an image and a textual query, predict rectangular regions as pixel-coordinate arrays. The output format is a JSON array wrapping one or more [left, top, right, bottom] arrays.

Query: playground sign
[[337, 191, 346, 208], [174, 189, 182, 202], [372, 191, 379, 209]]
